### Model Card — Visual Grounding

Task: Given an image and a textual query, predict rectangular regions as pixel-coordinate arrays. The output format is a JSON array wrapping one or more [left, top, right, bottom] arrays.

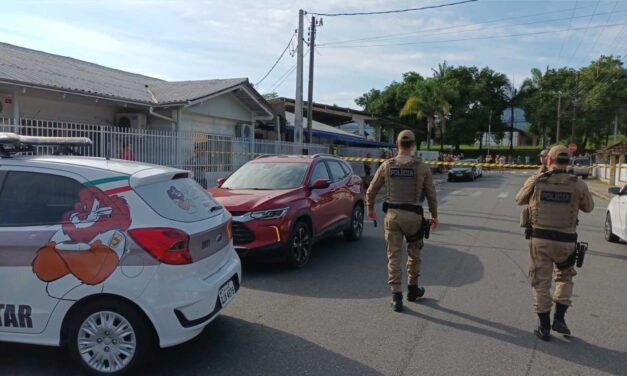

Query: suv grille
[[232, 222, 255, 245]]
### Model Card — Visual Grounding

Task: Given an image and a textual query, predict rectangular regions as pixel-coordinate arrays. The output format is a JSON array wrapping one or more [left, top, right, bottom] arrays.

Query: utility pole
[[614, 111, 619, 144], [571, 72, 579, 144], [556, 92, 561, 143], [509, 100, 514, 154], [487, 110, 492, 157], [306, 16, 318, 145], [294, 9, 305, 149]]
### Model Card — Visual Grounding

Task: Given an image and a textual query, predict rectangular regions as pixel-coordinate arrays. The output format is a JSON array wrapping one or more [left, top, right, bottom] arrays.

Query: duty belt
[[530, 228, 577, 243], [383, 202, 424, 215]]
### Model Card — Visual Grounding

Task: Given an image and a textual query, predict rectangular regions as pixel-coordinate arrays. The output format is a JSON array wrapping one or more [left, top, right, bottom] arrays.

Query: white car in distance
[[606, 185, 627, 243]]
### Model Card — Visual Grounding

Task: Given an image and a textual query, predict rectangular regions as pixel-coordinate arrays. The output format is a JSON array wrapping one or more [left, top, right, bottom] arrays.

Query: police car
[[606, 185, 627, 243], [0, 133, 241, 375]]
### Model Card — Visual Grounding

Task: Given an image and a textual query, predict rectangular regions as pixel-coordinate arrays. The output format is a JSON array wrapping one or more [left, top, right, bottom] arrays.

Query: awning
[[284, 112, 394, 148]]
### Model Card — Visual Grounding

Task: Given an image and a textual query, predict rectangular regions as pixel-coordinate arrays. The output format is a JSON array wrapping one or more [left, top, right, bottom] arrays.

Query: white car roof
[[1, 156, 187, 182]]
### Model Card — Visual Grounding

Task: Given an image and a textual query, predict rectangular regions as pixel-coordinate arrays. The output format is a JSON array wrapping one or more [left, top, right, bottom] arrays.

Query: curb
[[590, 189, 612, 202]]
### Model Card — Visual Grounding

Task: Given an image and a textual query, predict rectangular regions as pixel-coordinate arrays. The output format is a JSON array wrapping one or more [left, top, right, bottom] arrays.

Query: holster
[[576, 242, 588, 268]]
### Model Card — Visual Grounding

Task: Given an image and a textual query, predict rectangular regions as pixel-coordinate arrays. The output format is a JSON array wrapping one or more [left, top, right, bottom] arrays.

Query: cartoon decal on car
[[31, 185, 132, 286]]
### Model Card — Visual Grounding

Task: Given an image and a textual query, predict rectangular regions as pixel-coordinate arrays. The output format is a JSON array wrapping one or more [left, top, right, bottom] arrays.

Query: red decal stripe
[[104, 186, 132, 195]]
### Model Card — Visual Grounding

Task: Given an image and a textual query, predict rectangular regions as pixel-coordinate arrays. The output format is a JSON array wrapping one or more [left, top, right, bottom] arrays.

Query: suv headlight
[[237, 208, 289, 222]]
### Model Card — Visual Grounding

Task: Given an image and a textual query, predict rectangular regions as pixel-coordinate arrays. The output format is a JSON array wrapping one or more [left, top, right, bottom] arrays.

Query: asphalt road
[[2, 171, 626, 376]]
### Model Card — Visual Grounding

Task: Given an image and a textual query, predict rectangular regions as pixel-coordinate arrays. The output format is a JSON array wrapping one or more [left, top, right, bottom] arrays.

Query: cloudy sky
[[1, 0, 626, 107]]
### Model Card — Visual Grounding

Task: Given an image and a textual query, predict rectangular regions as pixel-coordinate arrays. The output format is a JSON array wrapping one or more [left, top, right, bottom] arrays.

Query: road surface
[[2, 171, 626, 375]]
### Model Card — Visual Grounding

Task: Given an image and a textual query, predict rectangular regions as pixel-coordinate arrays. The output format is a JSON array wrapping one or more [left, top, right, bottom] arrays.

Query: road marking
[[471, 191, 483, 197], [451, 190, 463, 195], [497, 192, 509, 199]]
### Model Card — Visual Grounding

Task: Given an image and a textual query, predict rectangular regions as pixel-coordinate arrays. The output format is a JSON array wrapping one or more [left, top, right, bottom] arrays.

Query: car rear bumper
[[137, 245, 242, 348]]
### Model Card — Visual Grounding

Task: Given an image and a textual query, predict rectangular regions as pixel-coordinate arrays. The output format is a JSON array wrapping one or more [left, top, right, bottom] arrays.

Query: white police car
[[0, 133, 241, 375], [606, 185, 627, 243]]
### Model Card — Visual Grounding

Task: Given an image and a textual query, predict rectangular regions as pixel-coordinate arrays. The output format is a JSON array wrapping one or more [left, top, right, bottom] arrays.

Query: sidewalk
[[585, 178, 614, 201]]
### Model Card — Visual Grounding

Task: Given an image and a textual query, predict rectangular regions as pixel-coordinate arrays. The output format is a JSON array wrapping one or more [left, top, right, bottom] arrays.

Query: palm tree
[[400, 79, 452, 151]]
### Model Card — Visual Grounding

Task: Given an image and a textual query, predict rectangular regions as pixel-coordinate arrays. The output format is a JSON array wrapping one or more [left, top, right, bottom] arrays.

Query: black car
[[447, 159, 482, 182]]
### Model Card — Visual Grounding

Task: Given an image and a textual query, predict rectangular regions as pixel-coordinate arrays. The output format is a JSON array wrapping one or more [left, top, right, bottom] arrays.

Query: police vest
[[530, 173, 579, 232], [385, 157, 423, 205]]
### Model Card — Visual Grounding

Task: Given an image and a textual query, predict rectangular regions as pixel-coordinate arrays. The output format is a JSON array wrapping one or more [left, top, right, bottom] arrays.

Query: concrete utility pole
[[294, 9, 305, 147], [614, 111, 619, 144], [509, 102, 514, 154], [556, 92, 561, 143], [306, 15, 317, 145], [571, 72, 579, 144]]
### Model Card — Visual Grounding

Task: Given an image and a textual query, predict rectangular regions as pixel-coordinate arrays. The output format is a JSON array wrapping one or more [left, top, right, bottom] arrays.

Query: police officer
[[367, 130, 438, 312], [515, 145, 594, 340], [537, 149, 549, 174]]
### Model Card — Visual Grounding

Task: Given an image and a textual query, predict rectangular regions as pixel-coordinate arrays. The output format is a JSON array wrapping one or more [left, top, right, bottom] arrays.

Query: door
[[307, 161, 335, 234], [326, 160, 353, 224], [619, 186, 627, 240], [0, 168, 84, 334]]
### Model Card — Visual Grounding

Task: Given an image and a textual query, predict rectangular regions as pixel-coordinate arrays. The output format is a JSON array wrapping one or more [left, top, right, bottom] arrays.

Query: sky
[[1, 0, 626, 108]]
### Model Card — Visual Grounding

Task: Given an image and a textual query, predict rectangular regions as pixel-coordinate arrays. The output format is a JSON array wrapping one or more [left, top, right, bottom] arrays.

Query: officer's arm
[[366, 162, 386, 211], [578, 181, 594, 213], [423, 168, 438, 218], [515, 175, 539, 205]]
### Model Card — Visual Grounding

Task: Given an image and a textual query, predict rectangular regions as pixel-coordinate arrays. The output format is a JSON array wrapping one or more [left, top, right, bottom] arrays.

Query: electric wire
[[268, 50, 311, 93], [555, 0, 579, 67], [577, 0, 619, 67], [255, 31, 296, 87], [308, 0, 477, 17], [567, 0, 601, 63]]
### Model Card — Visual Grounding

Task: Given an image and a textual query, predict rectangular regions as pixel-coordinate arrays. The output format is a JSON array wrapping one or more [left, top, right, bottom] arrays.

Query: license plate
[[218, 280, 236, 306]]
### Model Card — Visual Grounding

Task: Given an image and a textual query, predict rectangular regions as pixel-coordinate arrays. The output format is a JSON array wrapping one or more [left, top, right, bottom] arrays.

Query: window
[[221, 162, 309, 190], [0, 171, 83, 226], [309, 162, 330, 183], [327, 161, 348, 183], [339, 161, 353, 175]]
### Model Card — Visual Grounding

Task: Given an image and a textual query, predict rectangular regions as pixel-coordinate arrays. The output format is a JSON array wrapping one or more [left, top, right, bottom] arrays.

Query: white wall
[[186, 93, 251, 122]]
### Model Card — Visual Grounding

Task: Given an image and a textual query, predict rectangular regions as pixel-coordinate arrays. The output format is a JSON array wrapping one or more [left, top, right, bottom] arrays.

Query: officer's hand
[[430, 218, 439, 231], [367, 208, 377, 221]]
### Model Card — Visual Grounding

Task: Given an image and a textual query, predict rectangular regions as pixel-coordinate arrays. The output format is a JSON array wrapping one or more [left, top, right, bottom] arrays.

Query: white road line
[[497, 192, 509, 199], [451, 190, 463, 195], [471, 191, 483, 197]]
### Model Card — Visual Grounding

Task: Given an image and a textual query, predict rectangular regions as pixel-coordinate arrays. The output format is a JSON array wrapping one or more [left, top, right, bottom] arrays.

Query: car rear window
[[135, 178, 222, 223]]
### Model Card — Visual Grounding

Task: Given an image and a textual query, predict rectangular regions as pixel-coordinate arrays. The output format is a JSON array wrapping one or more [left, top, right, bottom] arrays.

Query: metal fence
[[1, 118, 377, 187]]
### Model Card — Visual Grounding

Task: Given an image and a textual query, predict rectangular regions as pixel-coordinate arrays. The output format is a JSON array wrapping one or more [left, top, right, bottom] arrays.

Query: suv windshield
[[222, 162, 309, 190]]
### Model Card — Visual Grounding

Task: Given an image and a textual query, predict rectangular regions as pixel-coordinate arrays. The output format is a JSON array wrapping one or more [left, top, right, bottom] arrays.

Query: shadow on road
[[403, 299, 627, 375], [242, 236, 484, 299], [0, 317, 382, 376]]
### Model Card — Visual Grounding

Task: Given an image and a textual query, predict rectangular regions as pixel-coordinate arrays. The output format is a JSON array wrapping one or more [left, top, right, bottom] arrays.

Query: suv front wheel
[[344, 204, 364, 241], [67, 298, 154, 376], [287, 221, 313, 268]]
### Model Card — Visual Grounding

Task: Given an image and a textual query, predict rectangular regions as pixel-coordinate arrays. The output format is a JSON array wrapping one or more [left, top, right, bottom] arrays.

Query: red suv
[[208, 154, 365, 267]]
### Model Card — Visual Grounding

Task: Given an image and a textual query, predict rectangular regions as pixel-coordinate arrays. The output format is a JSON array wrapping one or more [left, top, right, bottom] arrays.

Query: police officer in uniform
[[537, 149, 549, 174], [516, 145, 594, 340], [367, 130, 438, 312]]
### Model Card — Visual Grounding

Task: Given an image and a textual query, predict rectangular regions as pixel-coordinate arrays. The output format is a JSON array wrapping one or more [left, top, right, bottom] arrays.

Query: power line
[[577, 0, 619, 67], [320, 3, 611, 47], [554, 0, 579, 66], [268, 50, 311, 93], [317, 21, 627, 49], [254, 31, 296, 87], [567, 0, 601, 63], [308, 0, 477, 17]]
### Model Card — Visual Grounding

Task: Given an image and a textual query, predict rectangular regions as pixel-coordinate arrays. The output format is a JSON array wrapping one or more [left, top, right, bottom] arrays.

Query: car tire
[[287, 221, 313, 268], [344, 204, 364, 241], [67, 298, 154, 376], [605, 213, 619, 243], [471, 171, 476, 181]]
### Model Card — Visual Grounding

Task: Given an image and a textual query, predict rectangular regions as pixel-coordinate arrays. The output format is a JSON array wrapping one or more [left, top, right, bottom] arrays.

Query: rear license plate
[[218, 280, 236, 306]]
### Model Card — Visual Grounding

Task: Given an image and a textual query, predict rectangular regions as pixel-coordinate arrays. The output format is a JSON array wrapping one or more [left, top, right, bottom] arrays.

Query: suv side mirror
[[608, 187, 620, 195], [310, 178, 331, 189], [216, 178, 226, 188]]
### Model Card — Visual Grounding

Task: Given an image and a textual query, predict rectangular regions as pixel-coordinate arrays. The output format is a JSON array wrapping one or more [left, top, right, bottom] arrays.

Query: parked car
[[568, 157, 592, 179], [447, 159, 482, 182], [605, 185, 627, 243], [0, 133, 241, 375], [208, 154, 365, 268]]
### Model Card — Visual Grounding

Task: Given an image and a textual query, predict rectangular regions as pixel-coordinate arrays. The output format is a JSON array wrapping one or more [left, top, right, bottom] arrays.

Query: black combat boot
[[534, 312, 551, 341], [391, 292, 403, 312], [552, 303, 571, 335], [407, 285, 425, 302]]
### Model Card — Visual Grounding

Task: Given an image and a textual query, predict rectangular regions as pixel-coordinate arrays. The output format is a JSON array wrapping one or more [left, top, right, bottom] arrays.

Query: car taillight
[[129, 228, 192, 265], [226, 220, 233, 241]]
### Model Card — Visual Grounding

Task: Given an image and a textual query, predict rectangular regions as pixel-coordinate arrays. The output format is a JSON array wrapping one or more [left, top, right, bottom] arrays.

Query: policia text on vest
[[515, 145, 594, 341], [366, 130, 438, 313]]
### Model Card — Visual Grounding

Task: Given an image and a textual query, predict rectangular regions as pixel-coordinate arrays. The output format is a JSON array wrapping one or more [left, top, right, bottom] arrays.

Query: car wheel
[[344, 204, 364, 241], [287, 221, 313, 268], [471, 171, 476, 181], [68, 298, 154, 376], [605, 213, 619, 242]]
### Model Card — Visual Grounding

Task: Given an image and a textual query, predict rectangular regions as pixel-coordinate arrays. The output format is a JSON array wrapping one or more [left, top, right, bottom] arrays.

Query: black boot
[[407, 285, 425, 302], [552, 303, 571, 335], [391, 292, 403, 312], [534, 312, 551, 341]]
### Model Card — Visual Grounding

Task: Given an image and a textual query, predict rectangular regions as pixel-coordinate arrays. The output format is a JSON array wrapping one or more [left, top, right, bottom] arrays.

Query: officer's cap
[[547, 145, 571, 163], [397, 130, 415, 143]]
